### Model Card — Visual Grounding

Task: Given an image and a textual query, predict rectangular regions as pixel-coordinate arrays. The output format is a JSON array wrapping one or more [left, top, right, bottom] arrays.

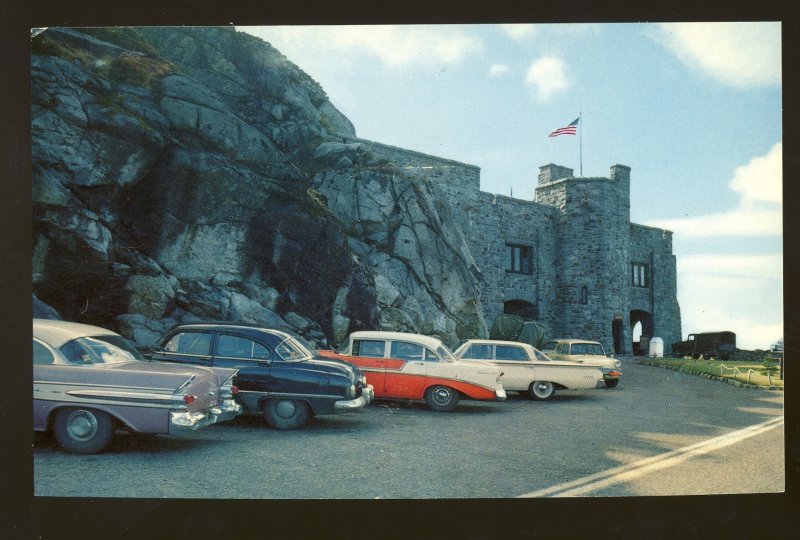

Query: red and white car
[[320, 331, 506, 412]]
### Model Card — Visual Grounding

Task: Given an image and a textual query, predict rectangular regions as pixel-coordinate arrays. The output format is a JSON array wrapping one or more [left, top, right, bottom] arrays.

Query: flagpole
[[579, 111, 583, 177]]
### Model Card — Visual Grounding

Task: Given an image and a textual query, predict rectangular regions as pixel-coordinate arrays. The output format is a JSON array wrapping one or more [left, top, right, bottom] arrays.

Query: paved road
[[33, 358, 785, 499]]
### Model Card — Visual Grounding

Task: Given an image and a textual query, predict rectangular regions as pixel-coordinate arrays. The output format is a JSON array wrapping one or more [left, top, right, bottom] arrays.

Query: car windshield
[[531, 348, 552, 362], [289, 333, 319, 355], [435, 344, 457, 363], [570, 342, 606, 356], [275, 337, 313, 361], [59, 335, 143, 365]]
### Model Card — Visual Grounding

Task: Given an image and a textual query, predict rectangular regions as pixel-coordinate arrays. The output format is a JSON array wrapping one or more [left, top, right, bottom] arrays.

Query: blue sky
[[242, 23, 782, 350]]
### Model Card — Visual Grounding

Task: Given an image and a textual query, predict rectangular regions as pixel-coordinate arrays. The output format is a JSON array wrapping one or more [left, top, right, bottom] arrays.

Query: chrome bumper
[[334, 384, 375, 412], [495, 383, 507, 401], [169, 398, 243, 434]]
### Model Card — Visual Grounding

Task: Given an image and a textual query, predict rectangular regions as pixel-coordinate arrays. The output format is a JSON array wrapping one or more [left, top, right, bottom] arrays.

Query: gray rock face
[[31, 27, 487, 348]]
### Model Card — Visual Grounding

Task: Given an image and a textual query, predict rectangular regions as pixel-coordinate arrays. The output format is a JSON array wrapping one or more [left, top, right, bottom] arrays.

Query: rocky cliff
[[31, 26, 487, 348]]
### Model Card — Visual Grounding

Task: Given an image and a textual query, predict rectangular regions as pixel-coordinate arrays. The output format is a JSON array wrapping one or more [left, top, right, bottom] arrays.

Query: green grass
[[645, 357, 784, 388]]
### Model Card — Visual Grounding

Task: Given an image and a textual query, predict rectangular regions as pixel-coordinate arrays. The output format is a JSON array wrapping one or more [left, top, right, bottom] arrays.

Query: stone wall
[[630, 224, 682, 349], [321, 136, 678, 354]]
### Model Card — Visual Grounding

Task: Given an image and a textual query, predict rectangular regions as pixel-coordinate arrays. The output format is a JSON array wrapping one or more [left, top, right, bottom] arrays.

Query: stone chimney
[[538, 163, 574, 184], [610, 164, 630, 182]]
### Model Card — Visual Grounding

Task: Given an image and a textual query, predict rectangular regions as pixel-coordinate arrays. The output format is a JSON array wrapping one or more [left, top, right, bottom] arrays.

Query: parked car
[[540, 339, 622, 388], [453, 339, 607, 400], [319, 331, 506, 412], [150, 322, 374, 430], [33, 319, 242, 454]]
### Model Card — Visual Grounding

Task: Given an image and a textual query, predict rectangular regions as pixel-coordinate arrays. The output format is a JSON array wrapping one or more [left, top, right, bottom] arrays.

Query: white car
[[454, 339, 609, 400], [541, 339, 622, 388], [320, 331, 506, 412]]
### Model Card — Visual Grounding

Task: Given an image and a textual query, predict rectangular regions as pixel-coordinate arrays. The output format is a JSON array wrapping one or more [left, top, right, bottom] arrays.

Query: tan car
[[541, 339, 622, 388], [454, 340, 607, 400]]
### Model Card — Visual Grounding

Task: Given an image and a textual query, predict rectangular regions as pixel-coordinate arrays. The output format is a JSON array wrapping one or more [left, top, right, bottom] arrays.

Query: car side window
[[33, 340, 55, 365], [463, 344, 492, 360], [423, 347, 439, 362], [391, 341, 424, 361], [216, 334, 271, 360], [495, 345, 528, 361], [352, 339, 386, 358], [556, 343, 567, 354], [572, 343, 589, 355], [163, 332, 212, 355]]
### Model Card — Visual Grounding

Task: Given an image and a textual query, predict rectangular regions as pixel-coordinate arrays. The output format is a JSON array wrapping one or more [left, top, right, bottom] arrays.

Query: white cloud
[[499, 24, 538, 41], [647, 142, 782, 237], [242, 25, 483, 69], [489, 63, 509, 76], [525, 55, 570, 101], [655, 22, 781, 87], [730, 142, 782, 205]]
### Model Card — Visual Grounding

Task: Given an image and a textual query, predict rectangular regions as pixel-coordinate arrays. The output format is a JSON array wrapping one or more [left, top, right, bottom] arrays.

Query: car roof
[[460, 339, 537, 352], [349, 331, 445, 350], [169, 322, 293, 341], [33, 318, 119, 348], [550, 339, 601, 345]]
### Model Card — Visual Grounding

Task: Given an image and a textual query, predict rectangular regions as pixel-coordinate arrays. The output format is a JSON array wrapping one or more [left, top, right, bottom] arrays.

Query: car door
[[152, 330, 214, 366], [348, 339, 387, 394], [211, 333, 273, 401], [493, 344, 532, 391], [385, 340, 427, 398]]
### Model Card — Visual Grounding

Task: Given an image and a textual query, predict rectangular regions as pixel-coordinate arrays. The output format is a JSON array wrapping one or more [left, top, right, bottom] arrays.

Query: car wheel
[[529, 381, 556, 400], [263, 399, 311, 430], [53, 407, 115, 454], [605, 379, 620, 388], [424, 385, 460, 412]]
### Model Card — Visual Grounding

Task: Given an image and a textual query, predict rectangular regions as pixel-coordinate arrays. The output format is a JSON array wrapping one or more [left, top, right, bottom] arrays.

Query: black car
[[150, 323, 374, 430]]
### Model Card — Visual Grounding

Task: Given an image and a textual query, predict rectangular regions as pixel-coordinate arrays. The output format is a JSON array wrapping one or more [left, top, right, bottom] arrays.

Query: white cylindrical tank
[[649, 337, 664, 357]]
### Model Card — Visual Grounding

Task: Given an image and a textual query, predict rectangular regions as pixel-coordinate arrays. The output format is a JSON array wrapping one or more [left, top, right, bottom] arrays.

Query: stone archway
[[630, 310, 654, 356], [504, 299, 538, 320]]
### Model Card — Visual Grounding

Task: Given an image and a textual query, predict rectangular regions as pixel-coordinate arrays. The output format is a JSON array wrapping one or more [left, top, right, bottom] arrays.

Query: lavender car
[[33, 319, 243, 454]]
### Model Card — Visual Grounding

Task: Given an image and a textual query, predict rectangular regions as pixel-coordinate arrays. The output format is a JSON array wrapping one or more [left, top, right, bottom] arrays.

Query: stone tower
[[534, 164, 633, 353]]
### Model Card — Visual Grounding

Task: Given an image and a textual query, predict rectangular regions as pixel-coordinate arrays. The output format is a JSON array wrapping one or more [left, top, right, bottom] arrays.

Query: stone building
[[341, 137, 682, 355]]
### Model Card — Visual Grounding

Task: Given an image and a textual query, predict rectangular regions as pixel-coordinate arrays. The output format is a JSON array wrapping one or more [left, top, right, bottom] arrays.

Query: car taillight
[[609, 370, 621, 377], [183, 394, 197, 405]]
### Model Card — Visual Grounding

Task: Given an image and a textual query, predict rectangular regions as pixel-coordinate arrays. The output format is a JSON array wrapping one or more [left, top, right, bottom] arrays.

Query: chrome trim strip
[[67, 389, 175, 401], [35, 394, 174, 410], [237, 390, 343, 400], [33, 380, 182, 393]]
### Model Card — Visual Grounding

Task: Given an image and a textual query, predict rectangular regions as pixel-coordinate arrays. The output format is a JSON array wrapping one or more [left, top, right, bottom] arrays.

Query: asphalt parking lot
[[33, 359, 784, 499]]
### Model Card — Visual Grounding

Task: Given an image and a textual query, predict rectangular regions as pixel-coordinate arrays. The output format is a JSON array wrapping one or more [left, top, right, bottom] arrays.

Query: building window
[[580, 286, 588, 304], [631, 263, 649, 288], [506, 244, 533, 274]]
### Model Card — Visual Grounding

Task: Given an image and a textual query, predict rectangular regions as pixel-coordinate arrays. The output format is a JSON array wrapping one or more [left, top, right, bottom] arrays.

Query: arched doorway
[[630, 310, 654, 356], [504, 299, 538, 320], [612, 317, 624, 355]]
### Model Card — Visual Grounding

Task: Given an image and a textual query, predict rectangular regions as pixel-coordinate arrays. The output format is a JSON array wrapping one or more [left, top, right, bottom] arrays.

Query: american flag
[[548, 117, 579, 137]]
